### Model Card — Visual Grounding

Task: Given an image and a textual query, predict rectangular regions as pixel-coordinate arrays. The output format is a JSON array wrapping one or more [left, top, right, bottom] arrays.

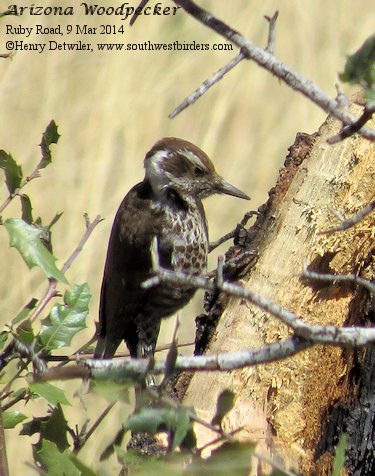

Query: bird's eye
[[194, 166, 204, 177]]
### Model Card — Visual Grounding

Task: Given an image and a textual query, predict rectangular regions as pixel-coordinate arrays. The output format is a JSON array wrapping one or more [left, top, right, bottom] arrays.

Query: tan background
[[1, 1, 374, 473]]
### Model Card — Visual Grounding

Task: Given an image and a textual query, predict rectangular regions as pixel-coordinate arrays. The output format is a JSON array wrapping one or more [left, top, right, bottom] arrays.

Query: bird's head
[[144, 137, 249, 201]]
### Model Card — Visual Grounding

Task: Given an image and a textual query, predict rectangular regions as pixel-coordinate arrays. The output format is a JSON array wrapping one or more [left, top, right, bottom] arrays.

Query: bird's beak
[[215, 177, 250, 200]]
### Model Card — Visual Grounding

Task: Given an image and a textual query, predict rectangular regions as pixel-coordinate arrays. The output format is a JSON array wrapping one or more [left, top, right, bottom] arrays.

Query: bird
[[94, 137, 249, 360]]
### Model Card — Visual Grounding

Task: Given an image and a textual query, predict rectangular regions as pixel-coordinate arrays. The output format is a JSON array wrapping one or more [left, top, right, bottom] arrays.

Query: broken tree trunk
[[180, 102, 375, 475]]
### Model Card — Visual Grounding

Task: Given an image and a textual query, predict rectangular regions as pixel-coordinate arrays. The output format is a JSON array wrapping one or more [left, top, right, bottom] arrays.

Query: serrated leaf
[[12, 298, 38, 325], [20, 415, 47, 437], [38, 283, 90, 350], [211, 389, 235, 427], [43, 404, 70, 451], [332, 433, 347, 476], [29, 382, 71, 407], [20, 194, 33, 223], [22, 405, 70, 454], [35, 440, 79, 476], [340, 34, 375, 88], [0, 149, 23, 194], [4, 218, 68, 283], [38, 120, 60, 169], [2, 410, 27, 429]]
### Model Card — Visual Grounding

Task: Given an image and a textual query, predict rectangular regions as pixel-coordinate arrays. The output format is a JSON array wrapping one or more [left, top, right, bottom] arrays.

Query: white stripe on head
[[144, 149, 171, 196]]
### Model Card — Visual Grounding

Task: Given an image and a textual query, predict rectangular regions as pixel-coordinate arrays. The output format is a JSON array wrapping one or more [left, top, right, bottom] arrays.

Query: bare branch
[[142, 265, 375, 347], [319, 199, 375, 234], [171, 0, 375, 141]]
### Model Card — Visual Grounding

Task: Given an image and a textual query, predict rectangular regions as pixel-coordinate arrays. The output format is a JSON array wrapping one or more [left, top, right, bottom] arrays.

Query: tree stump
[[181, 102, 375, 475]]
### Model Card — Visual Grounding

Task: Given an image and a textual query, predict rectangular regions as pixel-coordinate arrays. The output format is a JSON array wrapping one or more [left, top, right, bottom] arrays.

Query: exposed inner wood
[[181, 104, 375, 474]]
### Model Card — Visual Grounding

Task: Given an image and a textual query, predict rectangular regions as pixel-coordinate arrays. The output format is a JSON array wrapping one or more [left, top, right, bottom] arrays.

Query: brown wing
[[94, 181, 170, 358]]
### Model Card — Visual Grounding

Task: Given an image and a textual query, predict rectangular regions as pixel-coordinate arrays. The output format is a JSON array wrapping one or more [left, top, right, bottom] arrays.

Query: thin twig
[[302, 269, 375, 295], [319, 199, 375, 234], [171, 0, 375, 141], [264, 11, 279, 54], [1, 390, 27, 412], [198, 425, 244, 452], [47, 339, 195, 363], [0, 195, 13, 215], [169, 52, 245, 119], [327, 104, 375, 144], [61, 214, 103, 274], [0, 159, 44, 215], [73, 402, 116, 453], [209, 210, 258, 252]]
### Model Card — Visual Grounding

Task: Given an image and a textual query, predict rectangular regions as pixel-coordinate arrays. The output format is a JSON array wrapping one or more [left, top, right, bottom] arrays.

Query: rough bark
[[180, 102, 375, 475]]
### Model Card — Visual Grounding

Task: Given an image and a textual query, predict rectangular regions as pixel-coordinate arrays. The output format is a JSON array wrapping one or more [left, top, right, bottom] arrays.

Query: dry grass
[[0, 1, 374, 473]]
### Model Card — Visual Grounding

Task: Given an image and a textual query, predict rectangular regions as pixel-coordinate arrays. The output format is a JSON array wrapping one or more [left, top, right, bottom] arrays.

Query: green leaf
[[211, 389, 235, 427], [4, 218, 68, 283], [90, 380, 130, 404], [20, 415, 48, 437], [340, 34, 375, 88], [115, 447, 185, 476], [0, 149, 23, 194], [22, 405, 70, 453], [29, 382, 71, 407], [2, 411, 27, 429], [164, 339, 178, 381], [17, 318, 35, 344], [35, 440, 79, 476], [70, 454, 98, 476], [172, 406, 192, 451], [38, 120, 60, 169], [126, 406, 194, 451], [332, 433, 347, 476], [38, 283, 90, 350], [0, 331, 9, 350], [12, 298, 38, 325], [20, 194, 33, 223]]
